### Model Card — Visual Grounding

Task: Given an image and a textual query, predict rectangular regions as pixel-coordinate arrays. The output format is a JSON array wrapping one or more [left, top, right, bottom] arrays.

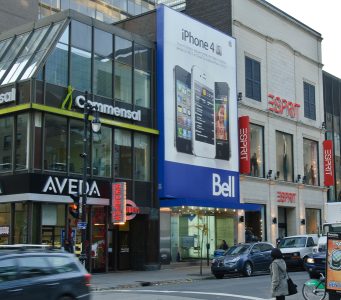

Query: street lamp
[[79, 91, 101, 267]]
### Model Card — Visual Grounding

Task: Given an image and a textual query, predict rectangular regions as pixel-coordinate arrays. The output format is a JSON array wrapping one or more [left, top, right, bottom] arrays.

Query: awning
[[160, 198, 261, 211]]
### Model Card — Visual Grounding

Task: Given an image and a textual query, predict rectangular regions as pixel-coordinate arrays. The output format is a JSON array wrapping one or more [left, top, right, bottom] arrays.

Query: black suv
[[0, 248, 91, 300]]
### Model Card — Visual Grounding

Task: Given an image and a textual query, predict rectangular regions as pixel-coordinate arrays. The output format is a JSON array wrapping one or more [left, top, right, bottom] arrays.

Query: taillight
[[84, 273, 91, 286]]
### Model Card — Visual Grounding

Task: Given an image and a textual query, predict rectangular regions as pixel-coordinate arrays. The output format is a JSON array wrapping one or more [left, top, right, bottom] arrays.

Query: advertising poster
[[157, 5, 240, 207], [326, 232, 341, 293]]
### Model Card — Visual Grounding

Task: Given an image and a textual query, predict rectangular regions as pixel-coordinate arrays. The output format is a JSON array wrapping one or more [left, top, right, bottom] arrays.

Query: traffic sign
[[77, 222, 87, 230]]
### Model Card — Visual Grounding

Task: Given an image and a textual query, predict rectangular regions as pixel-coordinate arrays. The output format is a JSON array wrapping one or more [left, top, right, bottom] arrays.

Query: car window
[[46, 256, 79, 273], [251, 245, 261, 253], [0, 258, 17, 282], [18, 256, 51, 279], [226, 245, 250, 255], [260, 243, 273, 252], [278, 237, 307, 248], [307, 237, 315, 247]]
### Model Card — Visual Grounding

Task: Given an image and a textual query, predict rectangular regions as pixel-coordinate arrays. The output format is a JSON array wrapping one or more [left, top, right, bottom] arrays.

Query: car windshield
[[226, 245, 250, 255], [278, 237, 307, 248]]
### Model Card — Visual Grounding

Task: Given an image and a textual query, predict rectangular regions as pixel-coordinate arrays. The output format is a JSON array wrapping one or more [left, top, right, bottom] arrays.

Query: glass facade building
[[0, 9, 158, 272]]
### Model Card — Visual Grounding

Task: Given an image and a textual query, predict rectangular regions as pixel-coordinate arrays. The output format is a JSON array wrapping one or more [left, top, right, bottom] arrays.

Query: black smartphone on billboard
[[215, 82, 230, 160], [174, 65, 192, 154]]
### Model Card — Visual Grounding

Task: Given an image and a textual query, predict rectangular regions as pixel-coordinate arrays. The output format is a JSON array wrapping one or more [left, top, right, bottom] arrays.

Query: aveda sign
[[0, 88, 15, 104], [75, 95, 141, 121]]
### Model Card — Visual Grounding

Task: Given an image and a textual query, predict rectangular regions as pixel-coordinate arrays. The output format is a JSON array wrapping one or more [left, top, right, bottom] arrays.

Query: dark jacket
[[270, 258, 288, 297]]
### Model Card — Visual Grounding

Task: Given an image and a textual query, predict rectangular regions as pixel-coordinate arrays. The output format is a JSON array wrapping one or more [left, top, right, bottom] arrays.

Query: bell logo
[[212, 173, 235, 197]]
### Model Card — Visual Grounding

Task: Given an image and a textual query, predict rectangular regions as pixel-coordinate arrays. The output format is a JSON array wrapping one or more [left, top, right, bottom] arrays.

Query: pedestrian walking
[[270, 248, 288, 300]]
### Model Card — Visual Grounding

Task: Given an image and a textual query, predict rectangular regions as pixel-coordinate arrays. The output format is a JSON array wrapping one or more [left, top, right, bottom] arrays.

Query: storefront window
[[114, 129, 132, 179], [245, 205, 266, 242], [0, 116, 13, 172], [71, 21, 91, 92], [275, 131, 293, 182], [134, 133, 150, 181], [115, 61, 132, 103], [92, 126, 112, 177], [14, 203, 28, 244], [305, 208, 321, 234], [91, 206, 106, 272], [45, 25, 69, 87], [0, 204, 10, 244], [15, 114, 28, 170], [303, 138, 319, 186], [69, 119, 83, 173], [94, 29, 113, 98], [44, 114, 67, 171], [249, 124, 264, 178], [41, 204, 65, 248]]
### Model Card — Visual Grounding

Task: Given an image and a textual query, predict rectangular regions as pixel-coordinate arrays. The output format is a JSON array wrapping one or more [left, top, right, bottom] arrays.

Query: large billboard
[[157, 5, 239, 207]]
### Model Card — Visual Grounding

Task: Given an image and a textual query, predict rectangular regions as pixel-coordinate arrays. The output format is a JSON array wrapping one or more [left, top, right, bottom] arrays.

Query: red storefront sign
[[126, 200, 140, 221], [112, 182, 126, 224], [268, 93, 300, 118], [323, 140, 335, 186], [239, 116, 250, 174], [277, 191, 296, 203]]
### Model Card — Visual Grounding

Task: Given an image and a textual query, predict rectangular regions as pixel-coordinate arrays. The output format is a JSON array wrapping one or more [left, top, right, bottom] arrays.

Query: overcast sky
[[266, 0, 341, 79]]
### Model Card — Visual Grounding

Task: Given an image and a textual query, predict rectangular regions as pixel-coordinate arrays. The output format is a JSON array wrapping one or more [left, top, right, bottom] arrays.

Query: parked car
[[304, 251, 326, 279], [211, 242, 274, 278], [0, 248, 91, 300], [278, 234, 318, 269]]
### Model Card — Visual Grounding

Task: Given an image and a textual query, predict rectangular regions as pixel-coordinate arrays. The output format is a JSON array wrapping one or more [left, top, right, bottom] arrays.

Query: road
[[93, 271, 313, 300]]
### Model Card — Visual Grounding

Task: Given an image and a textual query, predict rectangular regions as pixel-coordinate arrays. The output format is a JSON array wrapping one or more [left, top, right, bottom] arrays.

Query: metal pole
[[80, 91, 90, 267]]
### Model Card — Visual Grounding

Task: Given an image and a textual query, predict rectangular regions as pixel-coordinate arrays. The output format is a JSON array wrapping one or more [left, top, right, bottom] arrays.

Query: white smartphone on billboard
[[191, 65, 216, 158]]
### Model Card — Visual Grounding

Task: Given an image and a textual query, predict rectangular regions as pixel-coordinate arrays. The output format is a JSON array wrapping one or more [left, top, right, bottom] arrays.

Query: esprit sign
[[239, 116, 250, 174], [277, 191, 296, 203], [0, 88, 15, 105], [268, 93, 300, 119], [42, 176, 100, 196], [323, 140, 334, 186]]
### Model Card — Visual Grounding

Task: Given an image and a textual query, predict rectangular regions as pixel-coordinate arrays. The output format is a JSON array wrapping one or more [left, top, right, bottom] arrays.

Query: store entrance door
[[118, 231, 130, 270], [41, 226, 56, 247]]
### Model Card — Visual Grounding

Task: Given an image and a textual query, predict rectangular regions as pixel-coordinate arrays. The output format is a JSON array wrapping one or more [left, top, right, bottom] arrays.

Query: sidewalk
[[91, 262, 213, 291]]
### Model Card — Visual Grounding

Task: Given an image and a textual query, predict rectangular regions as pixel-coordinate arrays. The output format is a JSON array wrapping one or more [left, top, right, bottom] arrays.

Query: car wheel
[[243, 262, 253, 277], [214, 274, 224, 279], [58, 296, 75, 300]]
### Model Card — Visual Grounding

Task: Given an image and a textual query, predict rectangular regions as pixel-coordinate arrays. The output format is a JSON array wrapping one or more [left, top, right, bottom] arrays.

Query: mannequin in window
[[310, 165, 315, 185], [282, 135, 288, 181], [250, 152, 259, 177]]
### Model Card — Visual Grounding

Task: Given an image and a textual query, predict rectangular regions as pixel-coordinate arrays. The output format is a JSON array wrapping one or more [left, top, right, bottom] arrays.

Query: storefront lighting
[[267, 170, 273, 179], [275, 171, 280, 180], [296, 174, 301, 183], [272, 217, 277, 224]]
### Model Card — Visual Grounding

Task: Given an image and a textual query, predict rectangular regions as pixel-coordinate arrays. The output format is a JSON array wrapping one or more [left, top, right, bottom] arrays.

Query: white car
[[278, 234, 318, 269]]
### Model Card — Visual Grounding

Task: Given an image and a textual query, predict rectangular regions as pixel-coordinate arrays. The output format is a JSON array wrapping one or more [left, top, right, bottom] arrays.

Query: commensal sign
[[277, 191, 296, 203], [112, 182, 126, 224], [323, 140, 335, 186], [239, 116, 250, 174], [267, 93, 300, 118]]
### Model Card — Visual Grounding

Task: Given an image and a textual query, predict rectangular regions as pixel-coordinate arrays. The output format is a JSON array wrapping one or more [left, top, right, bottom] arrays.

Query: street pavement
[[91, 262, 212, 291]]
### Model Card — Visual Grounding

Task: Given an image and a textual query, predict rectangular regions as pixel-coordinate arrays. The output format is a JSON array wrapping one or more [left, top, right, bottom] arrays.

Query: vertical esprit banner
[[112, 182, 126, 224], [239, 116, 250, 174], [323, 140, 334, 186]]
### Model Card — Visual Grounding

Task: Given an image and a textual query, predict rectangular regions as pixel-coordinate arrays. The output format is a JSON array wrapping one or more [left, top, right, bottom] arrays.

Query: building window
[[304, 82, 316, 120], [45, 25, 69, 87], [44, 114, 67, 172], [250, 124, 264, 178], [275, 131, 293, 182], [69, 119, 83, 174], [134, 133, 150, 181], [0, 116, 13, 172], [92, 125, 112, 177], [245, 56, 261, 101], [70, 21, 91, 92], [15, 114, 28, 170], [94, 29, 113, 98], [114, 129, 132, 179], [303, 138, 319, 186]]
